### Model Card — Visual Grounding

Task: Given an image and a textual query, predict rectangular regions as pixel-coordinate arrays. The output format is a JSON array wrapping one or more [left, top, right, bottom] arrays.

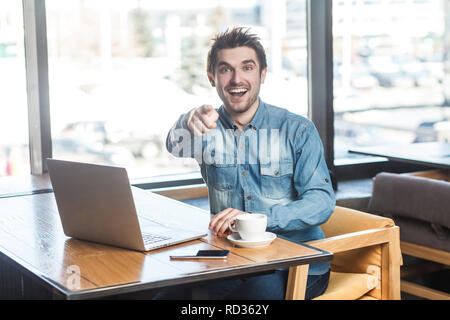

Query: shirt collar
[[248, 98, 265, 130], [218, 105, 236, 130], [218, 98, 266, 131]]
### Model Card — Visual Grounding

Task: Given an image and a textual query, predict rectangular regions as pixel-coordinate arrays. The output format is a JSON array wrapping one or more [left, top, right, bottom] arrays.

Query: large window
[[45, 0, 308, 179], [333, 0, 450, 164], [8, 0, 449, 182], [0, 1, 30, 176]]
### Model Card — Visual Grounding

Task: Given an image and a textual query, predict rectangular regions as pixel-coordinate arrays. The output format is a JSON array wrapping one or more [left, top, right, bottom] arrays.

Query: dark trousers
[[154, 268, 330, 300]]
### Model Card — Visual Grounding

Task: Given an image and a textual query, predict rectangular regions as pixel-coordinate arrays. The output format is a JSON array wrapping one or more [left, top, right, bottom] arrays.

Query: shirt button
[[247, 196, 252, 200], [325, 178, 329, 183]]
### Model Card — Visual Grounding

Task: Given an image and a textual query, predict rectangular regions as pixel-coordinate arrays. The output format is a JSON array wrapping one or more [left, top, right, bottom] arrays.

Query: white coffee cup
[[229, 214, 267, 241]]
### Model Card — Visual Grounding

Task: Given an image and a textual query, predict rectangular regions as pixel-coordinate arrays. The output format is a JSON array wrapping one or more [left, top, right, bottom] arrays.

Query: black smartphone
[[170, 250, 229, 260]]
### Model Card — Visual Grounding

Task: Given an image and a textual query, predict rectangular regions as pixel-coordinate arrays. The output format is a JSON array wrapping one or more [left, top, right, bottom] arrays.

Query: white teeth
[[228, 88, 247, 93]]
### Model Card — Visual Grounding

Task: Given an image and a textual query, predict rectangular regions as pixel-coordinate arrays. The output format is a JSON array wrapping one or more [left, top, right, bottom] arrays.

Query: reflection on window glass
[[333, 0, 450, 163], [0, 1, 30, 176], [46, 0, 308, 179]]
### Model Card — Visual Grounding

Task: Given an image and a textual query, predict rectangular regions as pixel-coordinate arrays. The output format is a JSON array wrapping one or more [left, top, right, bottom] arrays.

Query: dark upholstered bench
[[367, 170, 450, 300]]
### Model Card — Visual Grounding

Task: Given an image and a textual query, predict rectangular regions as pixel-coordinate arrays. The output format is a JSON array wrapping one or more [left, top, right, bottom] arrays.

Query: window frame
[[22, 0, 429, 190], [23, 0, 52, 175]]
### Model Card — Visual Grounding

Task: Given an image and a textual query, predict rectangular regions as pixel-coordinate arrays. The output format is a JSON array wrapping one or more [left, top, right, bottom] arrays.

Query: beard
[[220, 82, 261, 116]]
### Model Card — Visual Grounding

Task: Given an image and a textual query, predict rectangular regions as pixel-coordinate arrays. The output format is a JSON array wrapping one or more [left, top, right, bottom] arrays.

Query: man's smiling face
[[208, 46, 267, 117]]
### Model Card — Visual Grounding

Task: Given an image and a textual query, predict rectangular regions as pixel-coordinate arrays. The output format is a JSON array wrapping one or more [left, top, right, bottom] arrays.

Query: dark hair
[[207, 27, 267, 75]]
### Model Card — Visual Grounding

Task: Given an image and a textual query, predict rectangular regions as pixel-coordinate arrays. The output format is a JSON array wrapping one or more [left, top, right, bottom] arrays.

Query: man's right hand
[[186, 105, 219, 136]]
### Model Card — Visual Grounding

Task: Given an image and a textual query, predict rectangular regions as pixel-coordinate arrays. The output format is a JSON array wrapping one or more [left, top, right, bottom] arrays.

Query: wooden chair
[[286, 206, 402, 300], [368, 170, 450, 300]]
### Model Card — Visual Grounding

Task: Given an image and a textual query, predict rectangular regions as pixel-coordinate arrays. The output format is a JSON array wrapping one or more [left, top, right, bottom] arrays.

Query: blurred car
[[370, 71, 415, 88], [338, 64, 379, 90], [53, 137, 135, 166], [368, 55, 415, 88], [413, 121, 439, 143], [434, 121, 450, 142], [334, 89, 371, 112], [351, 73, 379, 89], [59, 121, 162, 160]]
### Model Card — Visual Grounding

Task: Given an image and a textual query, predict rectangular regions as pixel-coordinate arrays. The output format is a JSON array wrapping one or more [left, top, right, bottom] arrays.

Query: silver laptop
[[47, 158, 207, 251]]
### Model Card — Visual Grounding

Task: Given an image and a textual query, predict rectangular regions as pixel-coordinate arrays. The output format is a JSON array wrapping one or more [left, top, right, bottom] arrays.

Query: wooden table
[[349, 142, 450, 170], [0, 186, 332, 300]]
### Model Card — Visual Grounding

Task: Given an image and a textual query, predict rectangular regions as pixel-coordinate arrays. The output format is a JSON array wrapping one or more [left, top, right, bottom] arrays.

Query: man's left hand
[[209, 208, 250, 238]]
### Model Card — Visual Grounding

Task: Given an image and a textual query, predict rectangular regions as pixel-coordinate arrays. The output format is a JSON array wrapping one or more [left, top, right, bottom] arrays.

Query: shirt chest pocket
[[206, 163, 237, 191], [260, 160, 294, 199]]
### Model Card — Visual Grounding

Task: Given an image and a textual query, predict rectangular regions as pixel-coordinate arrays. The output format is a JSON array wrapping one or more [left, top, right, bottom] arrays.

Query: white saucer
[[227, 232, 277, 248]]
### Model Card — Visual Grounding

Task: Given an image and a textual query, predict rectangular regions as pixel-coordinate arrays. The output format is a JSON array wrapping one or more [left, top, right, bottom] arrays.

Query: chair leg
[[389, 227, 401, 300], [285, 264, 309, 300], [381, 227, 401, 300]]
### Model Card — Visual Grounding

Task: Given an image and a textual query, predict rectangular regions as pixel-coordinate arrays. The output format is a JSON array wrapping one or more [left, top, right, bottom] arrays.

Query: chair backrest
[[368, 172, 450, 229], [368, 172, 450, 253], [322, 206, 395, 238]]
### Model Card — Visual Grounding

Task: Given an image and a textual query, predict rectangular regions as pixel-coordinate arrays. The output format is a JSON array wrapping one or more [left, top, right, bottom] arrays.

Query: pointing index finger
[[201, 104, 214, 114]]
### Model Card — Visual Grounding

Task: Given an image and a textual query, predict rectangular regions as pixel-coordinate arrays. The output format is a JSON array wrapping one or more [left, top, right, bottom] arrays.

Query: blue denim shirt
[[166, 100, 335, 275]]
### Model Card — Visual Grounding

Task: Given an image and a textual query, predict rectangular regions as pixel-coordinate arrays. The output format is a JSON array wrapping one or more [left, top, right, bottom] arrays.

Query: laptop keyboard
[[142, 233, 171, 246]]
